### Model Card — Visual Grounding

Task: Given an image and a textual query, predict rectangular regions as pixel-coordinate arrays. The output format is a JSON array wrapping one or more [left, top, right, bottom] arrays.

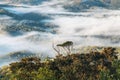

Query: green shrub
[[0, 47, 120, 80], [35, 67, 56, 80]]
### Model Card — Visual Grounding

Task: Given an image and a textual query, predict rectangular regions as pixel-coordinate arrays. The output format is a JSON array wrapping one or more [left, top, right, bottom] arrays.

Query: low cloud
[[51, 9, 120, 35]]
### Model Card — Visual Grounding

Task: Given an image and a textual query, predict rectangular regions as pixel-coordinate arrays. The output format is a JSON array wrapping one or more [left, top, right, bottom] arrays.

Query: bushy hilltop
[[0, 47, 120, 80]]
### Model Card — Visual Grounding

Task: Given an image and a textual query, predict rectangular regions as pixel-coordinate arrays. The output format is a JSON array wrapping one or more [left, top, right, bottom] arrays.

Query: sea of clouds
[[0, 0, 120, 61]]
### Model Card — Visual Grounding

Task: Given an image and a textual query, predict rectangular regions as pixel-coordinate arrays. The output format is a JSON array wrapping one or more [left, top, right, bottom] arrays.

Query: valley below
[[0, 0, 120, 67]]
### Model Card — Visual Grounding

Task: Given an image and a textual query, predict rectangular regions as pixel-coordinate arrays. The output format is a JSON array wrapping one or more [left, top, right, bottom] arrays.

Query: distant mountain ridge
[[2, 0, 48, 5], [64, 0, 108, 12], [0, 51, 36, 60], [0, 51, 36, 66], [1, 0, 119, 9]]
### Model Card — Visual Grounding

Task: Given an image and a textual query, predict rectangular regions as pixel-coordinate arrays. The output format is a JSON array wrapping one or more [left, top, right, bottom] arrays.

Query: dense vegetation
[[0, 47, 120, 80]]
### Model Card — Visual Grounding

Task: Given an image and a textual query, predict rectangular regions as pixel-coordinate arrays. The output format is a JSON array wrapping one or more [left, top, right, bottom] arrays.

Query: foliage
[[0, 47, 120, 80], [35, 67, 56, 80]]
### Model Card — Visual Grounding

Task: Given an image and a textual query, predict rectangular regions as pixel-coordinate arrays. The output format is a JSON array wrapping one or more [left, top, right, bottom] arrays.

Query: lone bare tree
[[53, 41, 73, 55]]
